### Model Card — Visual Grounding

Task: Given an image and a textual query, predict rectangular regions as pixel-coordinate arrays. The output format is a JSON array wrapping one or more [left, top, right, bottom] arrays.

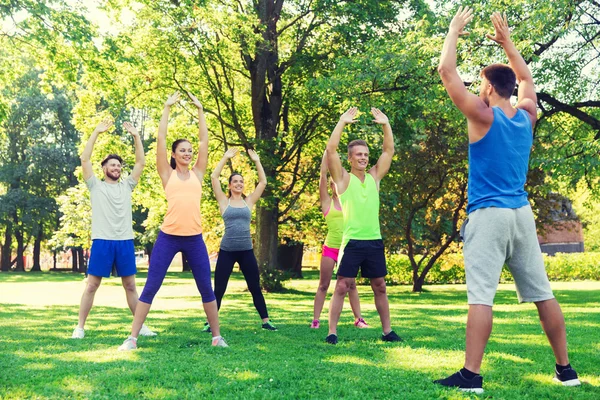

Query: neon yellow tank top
[[339, 173, 381, 247], [324, 202, 343, 249]]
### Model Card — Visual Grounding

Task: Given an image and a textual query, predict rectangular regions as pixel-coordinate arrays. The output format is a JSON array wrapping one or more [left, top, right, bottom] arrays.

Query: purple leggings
[[139, 231, 216, 304]]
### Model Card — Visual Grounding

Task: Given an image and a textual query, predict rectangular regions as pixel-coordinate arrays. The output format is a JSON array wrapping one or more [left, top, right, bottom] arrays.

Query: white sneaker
[[139, 324, 157, 337], [71, 327, 85, 339], [212, 336, 228, 347], [118, 337, 137, 351]]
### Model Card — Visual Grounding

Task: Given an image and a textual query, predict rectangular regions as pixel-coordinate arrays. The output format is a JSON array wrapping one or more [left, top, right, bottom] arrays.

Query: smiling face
[[348, 144, 369, 172], [102, 158, 122, 181], [228, 174, 245, 196], [172, 140, 193, 167]]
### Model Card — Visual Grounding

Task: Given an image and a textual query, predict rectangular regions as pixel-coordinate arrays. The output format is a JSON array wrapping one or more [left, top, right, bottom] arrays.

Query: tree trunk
[[277, 239, 303, 278], [14, 229, 25, 271], [30, 230, 42, 272], [52, 249, 57, 270], [145, 243, 153, 263], [71, 247, 78, 272], [77, 247, 86, 273], [1, 227, 12, 271], [255, 199, 279, 272], [182, 253, 191, 272]]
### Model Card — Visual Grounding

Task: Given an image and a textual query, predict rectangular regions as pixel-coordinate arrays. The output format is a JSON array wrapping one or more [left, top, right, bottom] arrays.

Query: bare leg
[[77, 275, 103, 329], [328, 277, 352, 335], [313, 256, 335, 321], [203, 300, 220, 337], [348, 279, 363, 321], [121, 275, 139, 315], [464, 304, 493, 374], [535, 298, 569, 365], [130, 301, 151, 338], [370, 277, 391, 333]]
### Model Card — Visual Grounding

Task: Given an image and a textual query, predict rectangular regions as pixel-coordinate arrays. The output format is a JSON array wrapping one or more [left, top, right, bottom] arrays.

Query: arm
[[245, 149, 267, 208], [157, 92, 181, 187], [318, 150, 331, 213], [211, 147, 238, 208], [438, 7, 492, 123], [81, 120, 112, 181], [123, 122, 145, 183], [188, 92, 209, 180], [326, 108, 357, 193], [487, 12, 537, 125], [369, 108, 394, 184]]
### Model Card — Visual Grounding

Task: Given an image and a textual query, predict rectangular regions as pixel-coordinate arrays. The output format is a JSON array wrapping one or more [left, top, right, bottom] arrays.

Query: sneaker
[[262, 320, 278, 331], [325, 334, 338, 345], [310, 320, 320, 329], [212, 336, 229, 347], [381, 330, 403, 342], [354, 318, 369, 329], [434, 371, 484, 394], [139, 324, 157, 337], [71, 327, 85, 339], [118, 337, 138, 351], [202, 322, 212, 333], [553, 366, 581, 386]]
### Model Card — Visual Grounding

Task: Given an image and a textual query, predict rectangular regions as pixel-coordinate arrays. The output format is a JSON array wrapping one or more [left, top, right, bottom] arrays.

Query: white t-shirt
[[85, 175, 137, 240]]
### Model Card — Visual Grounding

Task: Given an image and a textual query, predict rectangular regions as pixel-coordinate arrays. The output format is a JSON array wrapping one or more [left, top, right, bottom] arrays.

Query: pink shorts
[[322, 245, 340, 263]]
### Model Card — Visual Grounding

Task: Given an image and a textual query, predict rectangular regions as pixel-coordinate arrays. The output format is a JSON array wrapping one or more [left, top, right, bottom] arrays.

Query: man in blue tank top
[[434, 8, 580, 393]]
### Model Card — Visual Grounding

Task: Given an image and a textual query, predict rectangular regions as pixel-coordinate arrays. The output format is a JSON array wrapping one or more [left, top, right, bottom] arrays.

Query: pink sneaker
[[310, 319, 320, 329], [354, 318, 369, 329]]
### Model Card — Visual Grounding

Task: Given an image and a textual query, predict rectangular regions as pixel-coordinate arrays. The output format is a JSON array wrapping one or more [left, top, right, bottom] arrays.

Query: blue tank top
[[467, 107, 532, 214]]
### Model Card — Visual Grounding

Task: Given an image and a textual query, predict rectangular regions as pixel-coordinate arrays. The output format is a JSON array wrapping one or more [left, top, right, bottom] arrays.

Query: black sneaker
[[381, 330, 403, 342], [325, 334, 338, 345], [202, 322, 211, 333], [553, 367, 581, 386], [434, 371, 483, 394], [261, 321, 278, 331]]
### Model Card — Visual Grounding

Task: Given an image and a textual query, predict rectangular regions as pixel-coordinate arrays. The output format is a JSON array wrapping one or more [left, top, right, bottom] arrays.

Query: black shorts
[[337, 239, 387, 279]]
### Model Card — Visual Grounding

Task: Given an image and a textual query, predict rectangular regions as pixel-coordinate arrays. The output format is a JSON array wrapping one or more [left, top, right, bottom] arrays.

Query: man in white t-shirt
[[71, 120, 156, 339]]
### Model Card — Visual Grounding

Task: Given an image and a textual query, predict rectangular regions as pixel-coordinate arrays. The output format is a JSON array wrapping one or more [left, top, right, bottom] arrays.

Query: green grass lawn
[[0, 271, 598, 399]]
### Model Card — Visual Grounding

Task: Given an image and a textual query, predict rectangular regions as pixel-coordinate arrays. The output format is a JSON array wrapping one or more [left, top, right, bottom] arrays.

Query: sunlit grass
[[0, 271, 599, 399]]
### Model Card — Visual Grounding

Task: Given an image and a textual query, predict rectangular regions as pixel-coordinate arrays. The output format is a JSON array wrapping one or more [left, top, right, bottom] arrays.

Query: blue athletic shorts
[[338, 239, 387, 279], [87, 239, 137, 278]]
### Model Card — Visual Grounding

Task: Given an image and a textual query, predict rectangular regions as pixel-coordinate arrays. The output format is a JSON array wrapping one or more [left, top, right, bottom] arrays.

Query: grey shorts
[[463, 205, 554, 306]]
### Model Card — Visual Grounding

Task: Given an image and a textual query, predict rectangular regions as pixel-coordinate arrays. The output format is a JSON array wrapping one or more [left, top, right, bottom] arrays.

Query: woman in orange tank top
[[118, 92, 227, 351]]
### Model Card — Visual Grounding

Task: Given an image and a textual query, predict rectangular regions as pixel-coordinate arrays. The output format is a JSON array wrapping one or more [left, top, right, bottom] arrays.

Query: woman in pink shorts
[[310, 151, 368, 329]]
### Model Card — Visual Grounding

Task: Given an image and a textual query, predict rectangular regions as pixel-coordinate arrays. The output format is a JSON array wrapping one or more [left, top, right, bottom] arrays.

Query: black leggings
[[214, 249, 269, 319]]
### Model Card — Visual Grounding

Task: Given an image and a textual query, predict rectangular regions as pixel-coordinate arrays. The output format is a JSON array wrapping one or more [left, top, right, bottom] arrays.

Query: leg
[[239, 250, 269, 321], [328, 276, 352, 335], [535, 298, 569, 365], [121, 275, 139, 315], [213, 249, 236, 311], [370, 277, 391, 334], [348, 279, 363, 321], [313, 256, 335, 321], [464, 304, 493, 374], [77, 275, 103, 329]]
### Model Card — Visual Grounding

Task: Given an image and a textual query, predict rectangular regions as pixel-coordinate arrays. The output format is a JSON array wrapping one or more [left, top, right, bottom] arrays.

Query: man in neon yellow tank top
[[325, 107, 403, 344]]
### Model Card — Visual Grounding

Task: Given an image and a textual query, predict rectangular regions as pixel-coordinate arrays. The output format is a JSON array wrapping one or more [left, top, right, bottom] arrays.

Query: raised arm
[[438, 7, 492, 124], [157, 92, 180, 187], [211, 147, 238, 209], [369, 108, 395, 184], [245, 149, 267, 208], [318, 150, 332, 213], [123, 122, 145, 183], [326, 108, 357, 193], [487, 12, 537, 125], [81, 120, 113, 181], [188, 92, 209, 180]]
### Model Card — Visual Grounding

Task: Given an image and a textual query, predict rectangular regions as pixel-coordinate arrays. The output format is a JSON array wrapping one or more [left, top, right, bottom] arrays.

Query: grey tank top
[[220, 199, 253, 251]]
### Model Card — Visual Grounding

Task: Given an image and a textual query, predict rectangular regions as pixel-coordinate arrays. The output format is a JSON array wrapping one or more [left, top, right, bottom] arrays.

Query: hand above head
[[122, 122, 139, 136], [187, 92, 203, 110], [247, 149, 260, 162], [224, 147, 239, 159], [165, 91, 181, 107], [486, 12, 511, 45], [449, 6, 473, 36], [339, 107, 359, 124], [93, 119, 113, 134], [371, 108, 389, 125]]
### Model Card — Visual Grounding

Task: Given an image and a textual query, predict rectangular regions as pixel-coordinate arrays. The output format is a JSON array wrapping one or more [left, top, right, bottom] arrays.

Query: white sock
[[129, 335, 138, 341], [211, 335, 222, 342]]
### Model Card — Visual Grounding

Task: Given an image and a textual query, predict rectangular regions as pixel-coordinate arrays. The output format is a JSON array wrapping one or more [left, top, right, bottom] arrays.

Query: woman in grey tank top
[[204, 147, 277, 331]]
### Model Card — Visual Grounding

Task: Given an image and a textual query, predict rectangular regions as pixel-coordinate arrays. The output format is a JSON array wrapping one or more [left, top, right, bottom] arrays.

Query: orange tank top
[[161, 169, 203, 236]]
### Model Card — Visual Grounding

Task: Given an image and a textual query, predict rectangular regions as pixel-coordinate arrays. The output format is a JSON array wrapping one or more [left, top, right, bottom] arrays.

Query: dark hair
[[101, 154, 123, 167], [480, 64, 516, 99], [170, 139, 191, 169], [227, 172, 244, 198], [347, 139, 368, 157]]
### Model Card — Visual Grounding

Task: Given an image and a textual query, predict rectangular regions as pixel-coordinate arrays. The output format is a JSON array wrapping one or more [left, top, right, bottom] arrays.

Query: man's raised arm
[[81, 120, 112, 181], [326, 107, 357, 187]]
